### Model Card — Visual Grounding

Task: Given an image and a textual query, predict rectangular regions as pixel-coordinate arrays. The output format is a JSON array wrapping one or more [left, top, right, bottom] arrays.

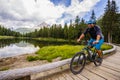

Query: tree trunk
[[108, 31, 111, 43], [111, 34, 112, 43]]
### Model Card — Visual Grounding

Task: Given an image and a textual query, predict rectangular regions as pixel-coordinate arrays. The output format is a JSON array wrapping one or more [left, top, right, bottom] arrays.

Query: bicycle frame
[[80, 45, 97, 61]]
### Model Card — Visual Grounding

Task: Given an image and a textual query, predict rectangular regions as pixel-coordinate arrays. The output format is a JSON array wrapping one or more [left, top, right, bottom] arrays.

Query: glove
[[93, 40, 99, 44]]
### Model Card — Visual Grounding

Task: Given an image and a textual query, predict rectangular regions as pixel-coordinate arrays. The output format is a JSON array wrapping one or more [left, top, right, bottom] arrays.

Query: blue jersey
[[83, 25, 104, 39]]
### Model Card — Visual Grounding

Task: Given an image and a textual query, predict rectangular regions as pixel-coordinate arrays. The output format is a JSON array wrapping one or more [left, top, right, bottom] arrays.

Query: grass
[[34, 37, 75, 43], [0, 36, 14, 39], [27, 45, 84, 62], [27, 44, 112, 62], [0, 67, 10, 71], [35, 37, 66, 41], [101, 44, 113, 50]]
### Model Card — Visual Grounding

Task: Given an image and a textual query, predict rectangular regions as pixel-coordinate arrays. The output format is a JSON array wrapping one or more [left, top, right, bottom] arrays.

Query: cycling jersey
[[83, 25, 104, 39]]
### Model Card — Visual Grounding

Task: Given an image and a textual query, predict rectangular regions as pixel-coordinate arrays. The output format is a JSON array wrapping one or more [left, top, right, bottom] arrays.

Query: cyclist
[[77, 19, 104, 62]]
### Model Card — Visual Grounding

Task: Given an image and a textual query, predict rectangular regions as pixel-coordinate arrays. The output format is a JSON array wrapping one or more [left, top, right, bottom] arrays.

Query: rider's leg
[[96, 50, 102, 57], [95, 39, 104, 58]]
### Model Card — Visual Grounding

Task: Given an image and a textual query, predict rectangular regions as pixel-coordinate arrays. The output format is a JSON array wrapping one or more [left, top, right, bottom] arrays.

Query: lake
[[0, 39, 40, 58]]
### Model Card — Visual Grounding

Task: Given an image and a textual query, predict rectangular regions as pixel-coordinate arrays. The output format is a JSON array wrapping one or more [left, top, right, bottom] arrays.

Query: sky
[[0, 0, 120, 29]]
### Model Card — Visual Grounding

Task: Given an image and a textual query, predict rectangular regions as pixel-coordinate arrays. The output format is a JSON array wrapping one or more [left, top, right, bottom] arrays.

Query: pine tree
[[0, 25, 21, 37], [74, 16, 80, 38], [90, 10, 96, 21], [102, 0, 118, 43], [68, 20, 75, 40], [64, 23, 68, 39]]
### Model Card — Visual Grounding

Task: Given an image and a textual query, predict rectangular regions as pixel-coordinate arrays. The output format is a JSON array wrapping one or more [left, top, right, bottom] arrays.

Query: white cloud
[[116, 0, 120, 11], [66, 0, 100, 19], [0, 0, 101, 29]]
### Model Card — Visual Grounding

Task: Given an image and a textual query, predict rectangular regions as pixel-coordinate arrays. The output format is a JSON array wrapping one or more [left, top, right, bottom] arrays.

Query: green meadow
[[27, 44, 112, 62]]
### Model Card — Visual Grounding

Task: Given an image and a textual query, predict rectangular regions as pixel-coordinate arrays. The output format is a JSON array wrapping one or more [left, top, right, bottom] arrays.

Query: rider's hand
[[93, 40, 99, 44], [77, 39, 81, 42]]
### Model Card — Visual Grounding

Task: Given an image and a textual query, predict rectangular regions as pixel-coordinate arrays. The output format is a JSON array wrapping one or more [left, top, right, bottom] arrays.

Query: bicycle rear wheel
[[70, 52, 86, 74], [93, 51, 103, 66]]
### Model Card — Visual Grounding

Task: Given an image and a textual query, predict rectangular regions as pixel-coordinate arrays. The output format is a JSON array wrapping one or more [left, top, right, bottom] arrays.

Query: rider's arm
[[96, 35, 100, 42], [77, 33, 85, 42], [95, 26, 101, 43], [93, 34, 101, 44], [77, 28, 88, 42]]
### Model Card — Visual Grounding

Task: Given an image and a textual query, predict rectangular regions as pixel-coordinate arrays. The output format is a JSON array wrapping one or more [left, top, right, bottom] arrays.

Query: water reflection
[[0, 39, 39, 58]]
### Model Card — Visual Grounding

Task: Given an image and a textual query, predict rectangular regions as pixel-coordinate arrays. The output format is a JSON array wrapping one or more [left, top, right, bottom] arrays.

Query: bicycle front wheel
[[70, 52, 86, 75]]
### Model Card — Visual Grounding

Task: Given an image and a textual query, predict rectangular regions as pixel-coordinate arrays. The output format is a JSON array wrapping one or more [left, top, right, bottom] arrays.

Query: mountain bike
[[70, 42, 103, 75]]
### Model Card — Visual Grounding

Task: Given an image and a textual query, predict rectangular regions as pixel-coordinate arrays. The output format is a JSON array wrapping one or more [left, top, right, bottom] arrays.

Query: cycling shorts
[[88, 38, 104, 50]]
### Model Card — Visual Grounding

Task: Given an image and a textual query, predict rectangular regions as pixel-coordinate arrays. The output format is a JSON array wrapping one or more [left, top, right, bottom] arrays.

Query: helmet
[[87, 19, 96, 24]]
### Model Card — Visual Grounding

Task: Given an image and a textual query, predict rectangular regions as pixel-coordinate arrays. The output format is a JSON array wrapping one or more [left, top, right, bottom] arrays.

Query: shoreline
[[0, 53, 49, 71]]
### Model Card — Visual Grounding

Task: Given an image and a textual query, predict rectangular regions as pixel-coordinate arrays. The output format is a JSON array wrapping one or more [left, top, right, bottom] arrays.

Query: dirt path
[[0, 53, 48, 71]]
